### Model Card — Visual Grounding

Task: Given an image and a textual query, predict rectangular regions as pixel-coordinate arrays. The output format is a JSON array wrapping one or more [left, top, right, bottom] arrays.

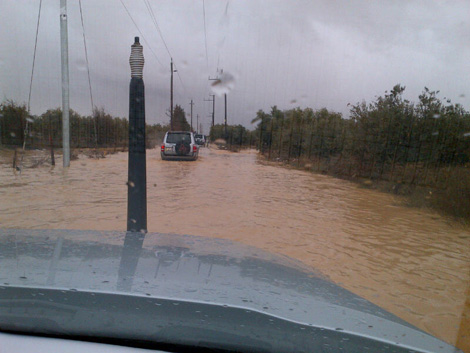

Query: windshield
[[0, 1, 469, 352]]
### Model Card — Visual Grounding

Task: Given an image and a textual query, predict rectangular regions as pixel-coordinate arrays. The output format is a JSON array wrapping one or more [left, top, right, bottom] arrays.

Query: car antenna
[[127, 36, 147, 233]]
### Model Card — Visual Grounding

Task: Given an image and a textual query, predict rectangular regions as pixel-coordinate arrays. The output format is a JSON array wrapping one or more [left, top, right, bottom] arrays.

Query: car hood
[[0, 229, 462, 353]]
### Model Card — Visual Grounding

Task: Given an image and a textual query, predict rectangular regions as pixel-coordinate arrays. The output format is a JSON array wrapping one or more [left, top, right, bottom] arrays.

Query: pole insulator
[[129, 37, 144, 78]]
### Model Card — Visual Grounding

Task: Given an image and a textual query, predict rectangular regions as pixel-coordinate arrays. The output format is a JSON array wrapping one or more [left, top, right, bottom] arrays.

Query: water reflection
[[0, 229, 422, 325], [117, 231, 145, 291]]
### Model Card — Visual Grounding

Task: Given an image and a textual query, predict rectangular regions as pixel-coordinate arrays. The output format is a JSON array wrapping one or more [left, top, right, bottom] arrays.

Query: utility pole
[[170, 58, 176, 130], [224, 93, 227, 138], [189, 99, 194, 131], [204, 95, 215, 128], [196, 114, 199, 134], [209, 70, 228, 138], [212, 95, 215, 128], [60, 0, 70, 167]]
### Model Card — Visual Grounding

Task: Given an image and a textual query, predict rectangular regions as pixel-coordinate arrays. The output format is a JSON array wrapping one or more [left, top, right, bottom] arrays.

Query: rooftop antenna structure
[[60, 0, 70, 167], [127, 37, 147, 233]]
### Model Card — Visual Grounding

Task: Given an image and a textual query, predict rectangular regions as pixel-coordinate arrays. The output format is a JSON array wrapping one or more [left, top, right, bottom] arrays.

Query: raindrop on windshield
[[210, 71, 235, 96]]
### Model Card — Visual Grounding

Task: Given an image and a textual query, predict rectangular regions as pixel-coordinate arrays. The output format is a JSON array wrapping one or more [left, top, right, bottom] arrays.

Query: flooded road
[[1, 147, 469, 350]]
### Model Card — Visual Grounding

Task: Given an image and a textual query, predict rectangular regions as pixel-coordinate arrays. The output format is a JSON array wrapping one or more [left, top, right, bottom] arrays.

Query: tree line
[[252, 85, 470, 189], [0, 101, 193, 149], [209, 123, 254, 147]]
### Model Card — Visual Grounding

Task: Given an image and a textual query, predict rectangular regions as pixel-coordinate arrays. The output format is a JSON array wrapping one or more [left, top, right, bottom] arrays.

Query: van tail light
[[193, 145, 198, 152], [161, 145, 165, 152]]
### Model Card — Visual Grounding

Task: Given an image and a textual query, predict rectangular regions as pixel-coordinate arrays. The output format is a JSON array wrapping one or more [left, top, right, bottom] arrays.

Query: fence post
[[297, 115, 303, 167], [325, 115, 336, 173], [278, 115, 284, 159], [258, 116, 263, 153], [379, 113, 394, 179], [389, 112, 408, 182], [12, 149, 17, 169], [317, 118, 325, 171], [368, 120, 383, 179], [287, 115, 294, 162], [411, 121, 425, 185], [229, 126, 233, 150], [433, 118, 450, 187], [443, 119, 463, 189], [50, 136, 55, 166], [422, 117, 439, 186], [333, 125, 346, 172], [401, 115, 415, 184], [268, 118, 274, 160]]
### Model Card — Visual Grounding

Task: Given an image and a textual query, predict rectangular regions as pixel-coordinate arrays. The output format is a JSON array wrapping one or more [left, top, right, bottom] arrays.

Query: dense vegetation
[[252, 85, 470, 186], [209, 123, 253, 147], [251, 85, 470, 219], [0, 101, 183, 149]]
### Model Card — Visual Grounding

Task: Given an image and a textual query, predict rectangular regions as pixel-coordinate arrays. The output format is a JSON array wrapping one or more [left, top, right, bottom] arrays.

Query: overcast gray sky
[[1, 0, 469, 133]]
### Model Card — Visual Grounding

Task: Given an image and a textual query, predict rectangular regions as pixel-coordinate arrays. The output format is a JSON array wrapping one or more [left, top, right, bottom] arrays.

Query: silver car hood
[[0, 229, 461, 353]]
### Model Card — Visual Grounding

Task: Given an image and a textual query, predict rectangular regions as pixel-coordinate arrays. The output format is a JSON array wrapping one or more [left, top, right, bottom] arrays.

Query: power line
[[142, 0, 187, 96], [174, 67, 187, 94], [143, 0, 171, 58], [78, 0, 98, 146], [78, 0, 94, 113], [22, 0, 43, 171], [27, 0, 42, 113], [118, 0, 164, 68], [202, 0, 209, 70]]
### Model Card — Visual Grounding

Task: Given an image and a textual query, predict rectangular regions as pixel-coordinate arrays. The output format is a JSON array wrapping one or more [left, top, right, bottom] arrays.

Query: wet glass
[[0, 0, 469, 352]]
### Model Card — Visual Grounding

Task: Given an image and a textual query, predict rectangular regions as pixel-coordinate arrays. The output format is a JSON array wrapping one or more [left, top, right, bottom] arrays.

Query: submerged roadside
[[258, 153, 470, 224]]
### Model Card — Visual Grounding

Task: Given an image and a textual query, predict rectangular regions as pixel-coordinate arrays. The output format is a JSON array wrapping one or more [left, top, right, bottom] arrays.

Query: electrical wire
[[202, 0, 209, 70], [78, 0, 94, 113], [27, 0, 42, 113], [143, 0, 171, 59], [143, 0, 187, 95], [78, 0, 98, 146], [21, 0, 43, 172], [118, 0, 165, 68]]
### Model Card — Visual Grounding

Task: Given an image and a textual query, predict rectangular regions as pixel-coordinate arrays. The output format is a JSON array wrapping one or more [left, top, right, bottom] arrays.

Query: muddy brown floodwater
[[1, 147, 469, 351]]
